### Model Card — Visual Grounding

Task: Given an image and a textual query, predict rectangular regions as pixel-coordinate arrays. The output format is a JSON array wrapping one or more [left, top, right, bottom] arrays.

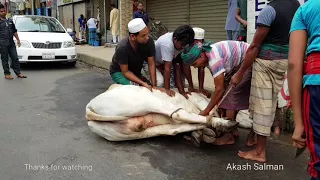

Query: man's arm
[[120, 64, 149, 86], [200, 74, 225, 115], [235, 8, 247, 27], [12, 23, 20, 47], [147, 56, 157, 86], [182, 64, 195, 91], [198, 67, 205, 90], [174, 63, 188, 98], [163, 61, 172, 89]]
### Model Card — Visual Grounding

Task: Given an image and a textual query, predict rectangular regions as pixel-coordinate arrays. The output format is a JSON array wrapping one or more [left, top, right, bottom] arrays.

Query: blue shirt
[[290, 0, 320, 87], [225, 0, 240, 31], [133, 10, 149, 25], [290, 0, 319, 56], [78, 17, 85, 28]]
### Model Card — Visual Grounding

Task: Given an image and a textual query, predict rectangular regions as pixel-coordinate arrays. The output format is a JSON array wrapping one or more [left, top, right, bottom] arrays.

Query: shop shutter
[[146, 0, 188, 32], [73, 2, 86, 31], [189, 0, 228, 42], [60, 4, 73, 30]]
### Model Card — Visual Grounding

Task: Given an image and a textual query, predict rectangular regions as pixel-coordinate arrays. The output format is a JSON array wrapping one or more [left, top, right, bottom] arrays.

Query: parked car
[[12, 15, 77, 66]]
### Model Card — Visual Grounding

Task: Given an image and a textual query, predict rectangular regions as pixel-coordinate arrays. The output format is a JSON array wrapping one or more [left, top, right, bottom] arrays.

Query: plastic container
[[93, 41, 100, 47]]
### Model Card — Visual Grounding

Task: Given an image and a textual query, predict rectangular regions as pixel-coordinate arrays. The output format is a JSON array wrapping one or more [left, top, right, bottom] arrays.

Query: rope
[[170, 108, 183, 119]]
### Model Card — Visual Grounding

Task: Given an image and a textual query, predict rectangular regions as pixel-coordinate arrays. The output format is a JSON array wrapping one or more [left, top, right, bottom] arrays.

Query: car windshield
[[15, 16, 65, 33]]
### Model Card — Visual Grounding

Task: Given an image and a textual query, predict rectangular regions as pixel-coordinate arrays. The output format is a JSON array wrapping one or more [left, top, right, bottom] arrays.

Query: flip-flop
[[17, 74, 27, 78], [5, 75, 13, 80]]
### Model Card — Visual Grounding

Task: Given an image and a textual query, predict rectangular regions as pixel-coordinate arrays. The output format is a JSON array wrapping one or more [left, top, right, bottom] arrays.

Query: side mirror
[[66, 28, 73, 33]]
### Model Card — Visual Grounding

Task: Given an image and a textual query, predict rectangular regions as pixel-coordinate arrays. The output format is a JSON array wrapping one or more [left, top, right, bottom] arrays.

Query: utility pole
[[103, 0, 107, 43]]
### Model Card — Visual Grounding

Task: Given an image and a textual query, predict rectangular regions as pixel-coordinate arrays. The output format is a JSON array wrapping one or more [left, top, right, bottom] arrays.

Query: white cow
[[85, 84, 238, 143]]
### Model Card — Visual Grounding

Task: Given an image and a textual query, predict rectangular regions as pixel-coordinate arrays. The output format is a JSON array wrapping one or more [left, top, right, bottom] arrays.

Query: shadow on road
[[19, 62, 76, 70]]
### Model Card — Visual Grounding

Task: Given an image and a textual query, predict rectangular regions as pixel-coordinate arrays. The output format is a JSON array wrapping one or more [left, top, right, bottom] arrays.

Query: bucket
[[93, 41, 100, 47]]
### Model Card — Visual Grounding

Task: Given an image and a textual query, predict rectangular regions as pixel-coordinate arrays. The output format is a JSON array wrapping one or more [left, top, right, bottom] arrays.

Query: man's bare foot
[[238, 149, 267, 163], [213, 133, 235, 145], [245, 132, 257, 147]]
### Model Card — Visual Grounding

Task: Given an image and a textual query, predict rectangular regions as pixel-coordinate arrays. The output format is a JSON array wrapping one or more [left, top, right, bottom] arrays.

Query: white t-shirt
[[155, 33, 182, 65], [87, 18, 97, 29]]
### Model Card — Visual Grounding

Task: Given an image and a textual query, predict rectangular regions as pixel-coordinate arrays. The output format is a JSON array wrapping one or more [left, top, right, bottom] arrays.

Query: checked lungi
[[88, 28, 97, 46]]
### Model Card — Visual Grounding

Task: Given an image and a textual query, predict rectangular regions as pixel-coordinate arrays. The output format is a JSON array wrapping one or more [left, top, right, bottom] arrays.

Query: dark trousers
[[0, 45, 21, 75]]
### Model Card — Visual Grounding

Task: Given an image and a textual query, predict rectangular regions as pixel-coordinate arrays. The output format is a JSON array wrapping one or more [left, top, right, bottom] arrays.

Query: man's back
[[87, 18, 96, 29]]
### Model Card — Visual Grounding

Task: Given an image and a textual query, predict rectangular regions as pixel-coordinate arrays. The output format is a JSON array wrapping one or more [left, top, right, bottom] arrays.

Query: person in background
[[0, 4, 27, 79], [225, 0, 240, 40], [110, 4, 120, 44], [78, 14, 85, 42], [181, 40, 251, 145], [154, 25, 195, 97], [235, 0, 247, 42], [109, 18, 161, 90], [87, 17, 97, 46], [133, 1, 149, 26], [288, 0, 320, 179], [230, 0, 300, 163]]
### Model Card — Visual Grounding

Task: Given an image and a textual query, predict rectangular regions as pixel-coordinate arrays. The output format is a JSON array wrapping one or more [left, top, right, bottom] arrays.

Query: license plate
[[42, 53, 55, 59]]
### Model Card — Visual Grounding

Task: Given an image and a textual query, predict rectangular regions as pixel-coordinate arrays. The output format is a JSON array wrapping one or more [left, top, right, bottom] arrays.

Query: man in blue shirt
[[133, 2, 149, 25], [0, 4, 26, 80], [78, 14, 85, 42]]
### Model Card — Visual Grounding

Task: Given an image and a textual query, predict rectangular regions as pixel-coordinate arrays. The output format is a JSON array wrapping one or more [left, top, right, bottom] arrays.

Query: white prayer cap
[[193, 27, 205, 40], [128, 18, 146, 33]]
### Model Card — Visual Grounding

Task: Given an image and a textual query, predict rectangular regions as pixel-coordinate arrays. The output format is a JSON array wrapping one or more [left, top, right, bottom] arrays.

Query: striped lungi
[[249, 58, 288, 136]]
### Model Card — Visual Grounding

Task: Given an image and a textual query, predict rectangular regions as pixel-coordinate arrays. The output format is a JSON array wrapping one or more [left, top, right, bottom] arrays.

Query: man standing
[[78, 14, 85, 42], [0, 4, 26, 80], [231, 0, 300, 162], [109, 18, 160, 90], [87, 17, 97, 46], [154, 25, 195, 97], [133, 2, 149, 26], [225, 0, 240, 40], [110, 4, 119, 44], [235, 0, 247, 42]]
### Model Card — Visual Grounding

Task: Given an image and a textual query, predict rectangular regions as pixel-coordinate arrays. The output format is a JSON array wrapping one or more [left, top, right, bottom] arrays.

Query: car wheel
[[67, 61, 77, 67]]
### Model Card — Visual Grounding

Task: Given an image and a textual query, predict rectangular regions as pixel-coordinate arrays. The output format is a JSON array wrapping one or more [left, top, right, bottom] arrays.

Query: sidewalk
[[76, 45, 214, 90]]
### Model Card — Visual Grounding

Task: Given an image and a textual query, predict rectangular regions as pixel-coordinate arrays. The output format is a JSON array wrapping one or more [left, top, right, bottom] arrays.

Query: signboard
[[57, 0, 72, 6], [247, 0, 308, 43]]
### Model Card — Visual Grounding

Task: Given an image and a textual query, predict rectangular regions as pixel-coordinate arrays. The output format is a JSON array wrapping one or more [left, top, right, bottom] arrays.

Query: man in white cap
[[174, 27, 211, 99], [109, 18, 161, 91]]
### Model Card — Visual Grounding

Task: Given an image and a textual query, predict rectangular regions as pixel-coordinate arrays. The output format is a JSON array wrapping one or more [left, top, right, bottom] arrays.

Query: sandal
[[5, 75, 14, 80], [17, 74, 27, 78]]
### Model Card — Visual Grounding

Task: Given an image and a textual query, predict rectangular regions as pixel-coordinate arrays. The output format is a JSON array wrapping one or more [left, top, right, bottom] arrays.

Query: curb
[[77, 52, 111, 70]]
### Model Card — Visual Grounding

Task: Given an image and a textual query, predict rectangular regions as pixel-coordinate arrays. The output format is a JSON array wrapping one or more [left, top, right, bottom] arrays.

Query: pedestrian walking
[[110, 4, 120, 44], [0, 4, 26, 80]]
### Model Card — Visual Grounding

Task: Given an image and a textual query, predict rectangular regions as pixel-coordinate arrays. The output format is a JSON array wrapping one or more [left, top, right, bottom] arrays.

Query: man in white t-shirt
[[87, 18, 98, 46], [154, 25, 194, 96]]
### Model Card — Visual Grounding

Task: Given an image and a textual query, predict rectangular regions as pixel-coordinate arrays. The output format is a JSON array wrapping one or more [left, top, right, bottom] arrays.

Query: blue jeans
[[227, 30, 239, 40], [89, 28, 97, 46]]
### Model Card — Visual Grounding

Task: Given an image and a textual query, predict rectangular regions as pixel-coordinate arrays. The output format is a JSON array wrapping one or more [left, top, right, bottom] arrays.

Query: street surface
[[0, 62, 310, 180]]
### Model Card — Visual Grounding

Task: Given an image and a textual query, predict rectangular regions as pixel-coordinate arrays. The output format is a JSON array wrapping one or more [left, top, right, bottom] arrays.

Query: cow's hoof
[[203, 134, 216, 144], [203, 128, 216, 137], [191, 131, 202, 147]]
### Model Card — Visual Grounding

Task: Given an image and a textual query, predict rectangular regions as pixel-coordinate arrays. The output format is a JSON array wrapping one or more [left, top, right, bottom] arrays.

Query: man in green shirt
[[235, 0, 247, 42]]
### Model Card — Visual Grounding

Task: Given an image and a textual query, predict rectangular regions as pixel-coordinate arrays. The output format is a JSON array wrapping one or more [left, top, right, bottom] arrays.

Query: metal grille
[[32, 42, 62, 49]]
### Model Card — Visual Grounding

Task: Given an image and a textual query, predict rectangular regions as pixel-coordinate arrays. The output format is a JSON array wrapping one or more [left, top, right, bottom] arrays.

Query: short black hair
[[110, 4, 116, 8], [0, 3, 5, 9], [173, 25, 195, 46]]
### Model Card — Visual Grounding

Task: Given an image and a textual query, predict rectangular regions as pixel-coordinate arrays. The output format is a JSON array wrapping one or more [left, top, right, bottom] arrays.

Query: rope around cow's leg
[[169, 108, 183, 119]]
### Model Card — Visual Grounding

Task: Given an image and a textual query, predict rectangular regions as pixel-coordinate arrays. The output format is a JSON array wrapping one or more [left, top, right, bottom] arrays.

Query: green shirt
[[237, 0, 247, 36]]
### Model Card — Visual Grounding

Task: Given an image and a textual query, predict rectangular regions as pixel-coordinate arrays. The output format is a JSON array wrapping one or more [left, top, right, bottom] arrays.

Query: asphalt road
[[0, 62, 311, 180]]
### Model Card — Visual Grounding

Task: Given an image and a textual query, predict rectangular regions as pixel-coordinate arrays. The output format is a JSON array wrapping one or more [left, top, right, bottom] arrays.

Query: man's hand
[[230, 72, 243, 86], [142, 83, 153, 92], [199, 110, 209, 116], [188, 86, 196, 93], [17, 40, 21, 47], [181, 91, 191, 99], [165, 89, 175, 97], [152, 86, 165, 92], [242, 20, 248, 28], [199, 88, 211, 98], [292, 124, 306, 148]]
